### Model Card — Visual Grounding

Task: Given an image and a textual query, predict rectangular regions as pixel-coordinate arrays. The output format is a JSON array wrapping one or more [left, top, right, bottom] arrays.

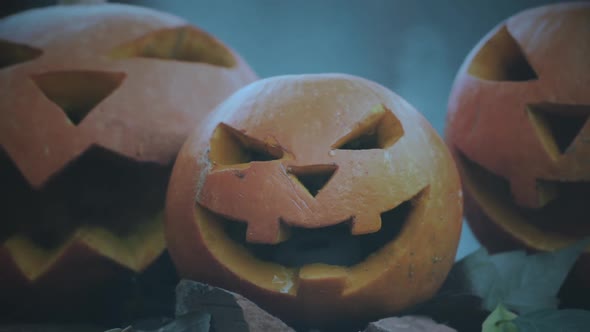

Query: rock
[[175, 279, 295, 332], [363, 316, 456, 332]]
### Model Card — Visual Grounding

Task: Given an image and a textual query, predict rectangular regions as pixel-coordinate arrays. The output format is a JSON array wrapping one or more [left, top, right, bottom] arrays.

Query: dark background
[[0, 0, 569, 260]]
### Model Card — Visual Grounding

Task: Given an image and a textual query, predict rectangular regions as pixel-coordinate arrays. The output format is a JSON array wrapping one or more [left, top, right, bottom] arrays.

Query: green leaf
[[461, 248, 505, 311], [512, 309, 590, 332], [482, 304, 518, 332], [460, 238, 590, 313]]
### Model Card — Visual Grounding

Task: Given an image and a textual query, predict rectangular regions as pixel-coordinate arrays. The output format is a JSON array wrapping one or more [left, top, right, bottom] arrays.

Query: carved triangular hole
[[288, 165, 337, 197], [0, 39, 42, 69], [527, 103, 590, 158], [31, 70, 125, 125], [209, 123, 283, 165], [110, 25, 236, 68], [332, 104, 404, 150], [468, 25, 538, 81]]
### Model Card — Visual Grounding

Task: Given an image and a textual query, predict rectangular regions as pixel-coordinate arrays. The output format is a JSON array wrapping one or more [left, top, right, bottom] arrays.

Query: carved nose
[[287, 164, 337, 197]]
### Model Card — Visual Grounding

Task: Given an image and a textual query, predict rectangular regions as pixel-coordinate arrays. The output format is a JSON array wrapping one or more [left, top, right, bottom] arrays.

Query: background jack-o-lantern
[[165, 74, 463, 326], [0, 2, 256, 321], [445, 2, 590, 282]]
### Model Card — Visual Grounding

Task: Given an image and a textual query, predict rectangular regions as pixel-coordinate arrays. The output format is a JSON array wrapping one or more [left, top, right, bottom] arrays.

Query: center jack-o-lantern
[[445, 2, 590, 275], [165, 74, 463, 325], [0, 2, 256, 316]]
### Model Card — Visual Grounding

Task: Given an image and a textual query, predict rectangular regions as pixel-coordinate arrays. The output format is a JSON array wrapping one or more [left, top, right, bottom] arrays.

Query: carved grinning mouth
[[457, 151, 590, 241], [0, 147, 170, 248], [196, 188, 425, 269], [217, 199, 414, 268]]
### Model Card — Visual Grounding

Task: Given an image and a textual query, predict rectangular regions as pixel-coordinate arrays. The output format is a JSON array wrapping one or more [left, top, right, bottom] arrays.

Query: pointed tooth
[[296, 264, 348, 298], [350, 213, 382, 235], [246, 219, 290, 244]]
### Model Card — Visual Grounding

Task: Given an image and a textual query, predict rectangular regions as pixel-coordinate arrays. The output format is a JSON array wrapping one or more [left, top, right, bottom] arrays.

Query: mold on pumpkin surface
[[0, 2, 256, 318], [165, 74, 463, 326], [445, 3, 590, 272]]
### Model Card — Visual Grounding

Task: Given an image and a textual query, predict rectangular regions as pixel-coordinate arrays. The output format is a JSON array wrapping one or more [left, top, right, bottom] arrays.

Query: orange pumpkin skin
[[446, 3, 590, 267], [0, 3, 256, 314], [165, 74, 463, 325]]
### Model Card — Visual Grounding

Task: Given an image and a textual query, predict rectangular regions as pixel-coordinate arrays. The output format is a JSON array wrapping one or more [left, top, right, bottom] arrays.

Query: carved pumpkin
[[165, 74, 463, 325], [0, 2, 256, 315], [446, 3, 590, 268]]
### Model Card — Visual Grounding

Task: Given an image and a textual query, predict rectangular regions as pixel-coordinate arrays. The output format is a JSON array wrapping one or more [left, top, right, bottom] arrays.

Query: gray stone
[[175, 279, 294, 332], [364, 316, 456, 332]]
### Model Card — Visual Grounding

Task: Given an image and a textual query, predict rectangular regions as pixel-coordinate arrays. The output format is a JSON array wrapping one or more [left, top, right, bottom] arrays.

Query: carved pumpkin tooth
[[535, 179, 560, 207], [297, 264, 348, 298], [245, 219, 290, 244], [349, 213, 382, 235]]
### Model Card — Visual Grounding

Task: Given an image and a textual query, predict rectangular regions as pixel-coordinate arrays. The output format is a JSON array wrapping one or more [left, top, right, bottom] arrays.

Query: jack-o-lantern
[[0, 2, 256, 316], [445, 3, 590, 272], [165, 74, 463, 326]]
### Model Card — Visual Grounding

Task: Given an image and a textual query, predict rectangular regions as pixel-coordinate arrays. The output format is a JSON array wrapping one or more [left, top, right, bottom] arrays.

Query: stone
[[364, 316, 456, 332], [175, 279, 294, 332]]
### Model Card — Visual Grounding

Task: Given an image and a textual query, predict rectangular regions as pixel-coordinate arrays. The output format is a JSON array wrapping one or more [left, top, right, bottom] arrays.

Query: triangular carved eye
[[0, 39, 42, 69], [288, 165, 337, 197], [110, 26, 236, 68], [31, 70, 126, 125], [332, 104, 404, 150], [209, 123, 283, 165], [527, 103, 590, 159], [468, 25, 538, 81]]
